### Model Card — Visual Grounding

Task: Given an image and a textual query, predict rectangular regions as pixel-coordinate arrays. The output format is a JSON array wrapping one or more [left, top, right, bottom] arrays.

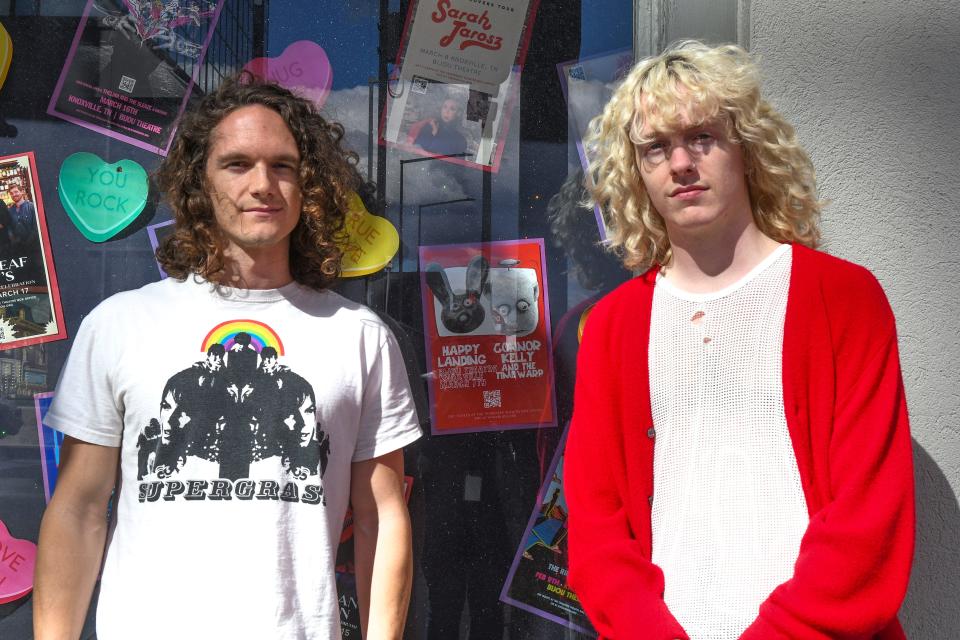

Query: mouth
[[244, 206, 283, 215], [670, 185, 708, 199]]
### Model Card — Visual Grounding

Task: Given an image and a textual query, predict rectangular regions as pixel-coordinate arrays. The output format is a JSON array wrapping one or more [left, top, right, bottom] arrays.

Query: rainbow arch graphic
[[201, 319, 284, 355]]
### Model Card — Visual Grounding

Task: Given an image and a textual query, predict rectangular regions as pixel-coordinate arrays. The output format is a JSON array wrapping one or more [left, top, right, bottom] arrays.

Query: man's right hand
[[33, 437, 119, 640]]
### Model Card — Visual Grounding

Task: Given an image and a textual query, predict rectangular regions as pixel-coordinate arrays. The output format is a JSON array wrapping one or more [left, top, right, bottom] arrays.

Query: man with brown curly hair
[[34, 78, 421, 640], [564, 41, 914, 639]]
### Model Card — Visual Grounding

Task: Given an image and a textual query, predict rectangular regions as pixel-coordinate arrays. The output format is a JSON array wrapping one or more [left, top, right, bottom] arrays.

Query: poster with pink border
[[47, 0, 226, 156], [557, 48, 634, 240], [500, 425, 594, 634], [0, 152, 67, 351], [419, 239, 557, 434], [380, 0, 539, 172]]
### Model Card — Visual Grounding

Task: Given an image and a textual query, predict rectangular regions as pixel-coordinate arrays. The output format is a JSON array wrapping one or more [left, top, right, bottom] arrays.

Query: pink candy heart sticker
[[243, 41, 333, 109], [0, 518, 37, 604]]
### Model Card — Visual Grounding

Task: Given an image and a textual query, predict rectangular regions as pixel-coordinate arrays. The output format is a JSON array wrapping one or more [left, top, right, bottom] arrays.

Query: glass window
[[0, 2, 634, 637]]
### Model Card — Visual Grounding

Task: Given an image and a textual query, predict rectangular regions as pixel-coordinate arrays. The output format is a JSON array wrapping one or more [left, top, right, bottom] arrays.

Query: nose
[[669, 144, 697, 175], [249, 162, 274, 196]]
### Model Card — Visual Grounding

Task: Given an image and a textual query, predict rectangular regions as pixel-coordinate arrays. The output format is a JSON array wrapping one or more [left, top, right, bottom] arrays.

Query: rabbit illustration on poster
[[425, 256, 540, 338]]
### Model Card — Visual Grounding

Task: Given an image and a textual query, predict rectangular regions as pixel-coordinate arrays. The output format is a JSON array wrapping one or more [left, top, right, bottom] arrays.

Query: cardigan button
[[648, 495, 654, 506], [647, 426, 656, 438]]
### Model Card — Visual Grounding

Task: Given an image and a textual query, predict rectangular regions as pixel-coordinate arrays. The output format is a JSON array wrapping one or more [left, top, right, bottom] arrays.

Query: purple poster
[[146, 219, 174, 278], [557, 49, 634, 239], [48, 0, 226, 155], [500, 426, 594, 634]]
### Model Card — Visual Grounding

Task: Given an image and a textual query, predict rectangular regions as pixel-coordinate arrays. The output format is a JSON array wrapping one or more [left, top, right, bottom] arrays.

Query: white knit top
[[649, 244, 808, 639]]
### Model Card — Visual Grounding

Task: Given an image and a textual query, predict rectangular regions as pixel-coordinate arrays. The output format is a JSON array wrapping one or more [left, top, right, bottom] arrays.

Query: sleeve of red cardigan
[[565, 310, 688, 640], [740, 274, 915, 639]]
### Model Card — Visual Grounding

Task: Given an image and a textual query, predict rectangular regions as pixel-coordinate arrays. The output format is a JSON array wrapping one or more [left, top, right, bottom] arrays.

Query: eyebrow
[[212, 151, 301, 165], [639, 120, 723, 142]]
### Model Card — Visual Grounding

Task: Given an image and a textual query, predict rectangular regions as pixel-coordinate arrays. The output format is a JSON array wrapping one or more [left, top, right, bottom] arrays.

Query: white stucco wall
[[750, 2, 960, 636]]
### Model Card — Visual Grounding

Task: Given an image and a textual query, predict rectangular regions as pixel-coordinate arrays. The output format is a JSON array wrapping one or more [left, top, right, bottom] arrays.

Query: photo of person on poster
[[564, 41, 915, 640], [389, 76, 505, 167], [410, 94, 468, 157]]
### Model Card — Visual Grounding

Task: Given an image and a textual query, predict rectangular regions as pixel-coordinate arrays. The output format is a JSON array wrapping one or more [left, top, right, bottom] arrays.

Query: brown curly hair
[[155, 74, 359, 290]]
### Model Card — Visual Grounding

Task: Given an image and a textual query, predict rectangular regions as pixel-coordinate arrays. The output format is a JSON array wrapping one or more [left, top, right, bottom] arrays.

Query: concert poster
[[557, 48, 634, 239], [47, 0, 227, 156], [419, 239, 557, 434], [0, 152, 67, 351], [380, 0, 539, 171], [336, 477, 413, 638], [500, 425, 594, 634]]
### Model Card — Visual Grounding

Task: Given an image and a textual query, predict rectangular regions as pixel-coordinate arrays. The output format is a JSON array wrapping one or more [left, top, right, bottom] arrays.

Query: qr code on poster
[[411, 76, 429, 94], [568, 65, 586, 81], [483, 390, 502, 409], [118, 75, 137, 94]]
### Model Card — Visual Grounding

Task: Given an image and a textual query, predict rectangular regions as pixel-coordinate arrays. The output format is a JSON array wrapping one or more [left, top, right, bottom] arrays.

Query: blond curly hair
[[585, 40, 822, 270]]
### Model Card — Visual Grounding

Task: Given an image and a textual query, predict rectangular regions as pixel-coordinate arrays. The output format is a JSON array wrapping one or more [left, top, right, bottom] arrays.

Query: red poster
[[419, 239, 557, 434], [0, 152, 67, 351]]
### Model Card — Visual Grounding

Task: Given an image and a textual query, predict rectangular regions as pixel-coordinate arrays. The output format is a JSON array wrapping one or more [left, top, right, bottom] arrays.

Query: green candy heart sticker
[[58, 152, 149, 242]]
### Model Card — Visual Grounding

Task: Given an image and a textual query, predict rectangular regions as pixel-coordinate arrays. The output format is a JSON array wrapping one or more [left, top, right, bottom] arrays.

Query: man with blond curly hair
[[565, 41, 914, 640], [33, 77, 421, 640]]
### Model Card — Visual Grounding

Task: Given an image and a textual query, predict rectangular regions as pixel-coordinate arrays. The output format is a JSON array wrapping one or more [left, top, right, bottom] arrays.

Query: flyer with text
[[397, 0, 538, 93], [381, 0, 538, 171], [48, 0, 226, 155], [0, 152, 66, 351], [419, 239, 556, 434], [500, 425, 594, 634]]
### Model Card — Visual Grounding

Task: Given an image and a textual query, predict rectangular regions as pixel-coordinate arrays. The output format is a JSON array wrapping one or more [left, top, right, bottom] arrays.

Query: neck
[[215, 244, 294, 290], [663, 215, 782, 293]]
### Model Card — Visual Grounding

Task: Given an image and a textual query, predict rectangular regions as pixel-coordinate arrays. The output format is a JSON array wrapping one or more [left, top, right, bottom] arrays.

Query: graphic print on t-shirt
[[136, 320, 330, 505]]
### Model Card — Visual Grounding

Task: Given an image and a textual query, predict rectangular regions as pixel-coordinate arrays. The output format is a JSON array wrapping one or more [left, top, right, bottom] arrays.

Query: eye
[[642, 141, 668, 164], [516, 300, 530, 313], [689, 132, 715, 150]]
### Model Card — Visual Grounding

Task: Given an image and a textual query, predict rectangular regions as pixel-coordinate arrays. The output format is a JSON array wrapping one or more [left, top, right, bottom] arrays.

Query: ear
[[425, 263, 452, 305], [465, 255, 490, 294]]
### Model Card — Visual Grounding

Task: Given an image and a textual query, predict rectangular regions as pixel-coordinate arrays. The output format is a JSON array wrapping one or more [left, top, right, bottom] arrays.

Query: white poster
[[398, 0, 537, 94]]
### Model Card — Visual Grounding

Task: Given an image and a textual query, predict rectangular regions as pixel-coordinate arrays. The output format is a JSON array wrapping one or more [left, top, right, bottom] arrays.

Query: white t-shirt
[[649, 245, 808, 640], [45, 276, 422, 640]]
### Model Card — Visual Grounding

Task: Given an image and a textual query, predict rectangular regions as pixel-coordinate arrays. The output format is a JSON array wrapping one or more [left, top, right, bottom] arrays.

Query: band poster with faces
[[558, 48, 634, 239], [381, 0, 539, 171], [500, 425, 594, 634], [419, 239, 557, 434], [0, 152, 67, 351], [48, 0, 226, 155]]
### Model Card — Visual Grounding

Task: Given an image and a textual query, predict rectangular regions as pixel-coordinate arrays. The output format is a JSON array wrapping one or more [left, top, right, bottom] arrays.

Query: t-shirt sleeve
[[352, 325, 422, 462], [44, 301, 124, 448]]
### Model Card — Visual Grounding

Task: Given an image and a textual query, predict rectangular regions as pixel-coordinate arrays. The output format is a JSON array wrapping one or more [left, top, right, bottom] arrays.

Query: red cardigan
[[565, 245, 915, 640]]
